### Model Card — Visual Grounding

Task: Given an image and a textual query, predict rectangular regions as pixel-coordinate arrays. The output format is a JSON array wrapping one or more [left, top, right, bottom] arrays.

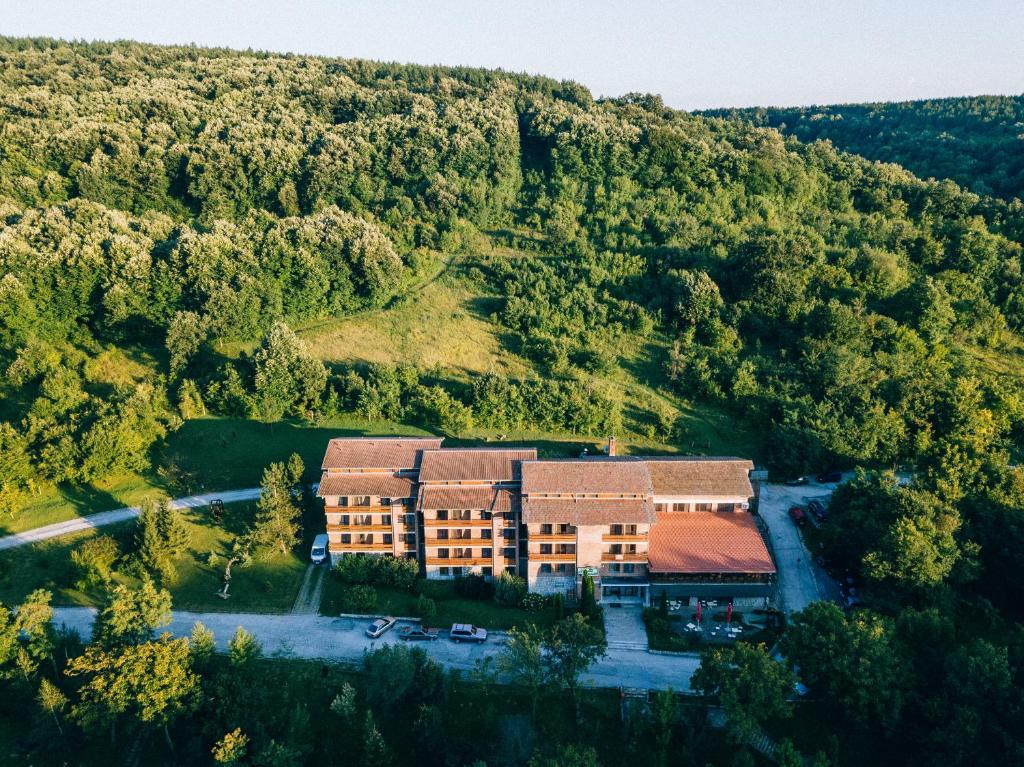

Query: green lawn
[[320, 578, 559, 631], [0, 502, 307, 614]]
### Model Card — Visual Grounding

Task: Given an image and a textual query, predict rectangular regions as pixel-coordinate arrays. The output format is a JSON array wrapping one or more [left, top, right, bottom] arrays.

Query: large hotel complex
[[317, 437, 776, 606]]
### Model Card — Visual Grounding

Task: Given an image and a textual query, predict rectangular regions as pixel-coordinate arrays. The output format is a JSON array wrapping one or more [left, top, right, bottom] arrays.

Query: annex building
[[317, 437, 775, 607]]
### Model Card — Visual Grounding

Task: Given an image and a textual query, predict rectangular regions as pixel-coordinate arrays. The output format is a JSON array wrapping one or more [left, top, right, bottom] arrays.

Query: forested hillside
[[2, 36, 1024, 767], [702, 95, 1024, 201], [4, 38, 1024, 511]]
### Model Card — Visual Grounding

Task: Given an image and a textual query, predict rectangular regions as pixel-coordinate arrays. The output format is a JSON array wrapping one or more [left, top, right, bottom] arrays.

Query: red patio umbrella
[[695, 601, 702, 623], [726, 603, 733, 625]]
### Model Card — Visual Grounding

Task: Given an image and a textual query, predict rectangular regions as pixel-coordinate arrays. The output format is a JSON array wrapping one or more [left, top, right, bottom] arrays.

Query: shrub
[[333, 554, 418, 590], [519, 592, 548, 612], [453, 573, 494, 600], [416, 594, 437, 624], [494, 571, 528, 607], [341, 584, 378, 613], [70, 535, 120, 589], [552, 592, 566, 620]]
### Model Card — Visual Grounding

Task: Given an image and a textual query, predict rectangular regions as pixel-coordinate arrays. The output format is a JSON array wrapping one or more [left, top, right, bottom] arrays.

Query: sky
[[4, 1, 1023, 110]]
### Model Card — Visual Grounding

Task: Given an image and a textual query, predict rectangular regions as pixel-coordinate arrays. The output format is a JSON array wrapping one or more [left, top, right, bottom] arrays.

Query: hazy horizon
[[4, 1, 1023, 111]]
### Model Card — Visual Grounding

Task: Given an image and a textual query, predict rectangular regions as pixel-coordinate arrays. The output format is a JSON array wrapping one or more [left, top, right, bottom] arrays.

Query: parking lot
[[757, 479, 843, 614]]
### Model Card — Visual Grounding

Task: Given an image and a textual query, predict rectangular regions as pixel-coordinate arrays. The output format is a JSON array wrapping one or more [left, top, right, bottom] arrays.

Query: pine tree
[[360, 710, 393, 767], [37, 678, 68, 735]]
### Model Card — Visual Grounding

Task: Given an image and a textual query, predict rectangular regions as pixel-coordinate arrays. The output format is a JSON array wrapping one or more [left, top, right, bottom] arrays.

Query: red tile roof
[[522, 497, 654, 525], [419, 485, 517, 513], [321, 437, 443, 471], [317, 473, 416, 499], [418, 448, 537, 483], [521, 460, 652, 495], [644, 458, 754, 499], [647, 512, 775, 574]]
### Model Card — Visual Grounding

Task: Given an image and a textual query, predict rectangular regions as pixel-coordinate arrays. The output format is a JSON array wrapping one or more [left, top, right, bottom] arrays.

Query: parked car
[[807, 500, 827, 521], [788, 506, 806, 525], [399, 626, 440, 641], [310, 533, 329, 565], [449, 623, 488, 643], [366, 617, 397, 638], [816, 471, 843, 484], [785, 476, 810, 486]]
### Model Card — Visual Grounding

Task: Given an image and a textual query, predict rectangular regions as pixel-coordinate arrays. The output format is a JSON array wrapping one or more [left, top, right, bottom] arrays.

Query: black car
[[785, 476, 810, 486], [807, 500, 827, 521], [816, 471, 842, 484]]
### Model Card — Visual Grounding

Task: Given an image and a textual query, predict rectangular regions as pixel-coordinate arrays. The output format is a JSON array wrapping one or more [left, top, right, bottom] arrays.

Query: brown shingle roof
[[418, 448, 537, 483], [317, 473, 416, 499], [419, 485, 517, 513], [522, 497, 655, 525], [647, 512, 775, 574], [644, 458, 754, 499], [521, 460, 652, 495], [321, 437, 443, 471]]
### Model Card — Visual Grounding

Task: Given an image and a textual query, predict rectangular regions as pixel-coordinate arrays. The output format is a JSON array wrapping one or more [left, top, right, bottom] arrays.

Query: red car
[[788, 506, 806, 525]]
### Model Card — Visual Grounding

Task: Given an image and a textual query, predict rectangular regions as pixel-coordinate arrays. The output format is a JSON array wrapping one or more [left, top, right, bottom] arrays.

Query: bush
[[70, 535, 120, 590], [341, 584, 378, 613], [519, 592, 548, 612], [453, 573, 494, 600], [494, 571, 528, 607], [416, 594, 437, 624], [333, 554, 418, 590]]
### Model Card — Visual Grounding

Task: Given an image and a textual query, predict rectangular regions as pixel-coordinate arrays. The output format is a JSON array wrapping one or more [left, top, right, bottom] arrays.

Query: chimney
[[607, 436, 617, 457]]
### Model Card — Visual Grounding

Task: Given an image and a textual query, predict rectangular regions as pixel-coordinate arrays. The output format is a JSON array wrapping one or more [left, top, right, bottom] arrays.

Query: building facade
[[316, 437, 775, 606]]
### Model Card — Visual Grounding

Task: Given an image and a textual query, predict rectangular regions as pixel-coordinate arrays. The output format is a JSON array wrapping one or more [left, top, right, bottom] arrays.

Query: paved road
[[758, 481, 841, 614], [0, 488, 262, 551], [50, 607, 699, 692]]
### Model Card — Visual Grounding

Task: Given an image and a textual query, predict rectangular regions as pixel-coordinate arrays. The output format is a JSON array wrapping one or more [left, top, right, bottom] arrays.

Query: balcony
[[600, 552, 647, 563], [332, 542, 393, 551], [423, 519, 492, 528], [327, 523, 393, 533], [601, 533, 648, 542], [325, 505, 394, 514], [422, 537, 492, 546], [529, 533, 575, 543], [532, 552, 576, 562], [426, 557, 492, 566]]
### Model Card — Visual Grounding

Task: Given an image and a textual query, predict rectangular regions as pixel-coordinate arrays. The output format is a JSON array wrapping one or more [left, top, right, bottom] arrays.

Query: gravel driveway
[[758, 480, 841, 614], [51, 607, 699, 692]]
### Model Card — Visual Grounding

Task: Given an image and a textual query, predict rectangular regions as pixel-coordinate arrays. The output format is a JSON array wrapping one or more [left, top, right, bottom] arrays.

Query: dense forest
[[702, 95, 1024, 201], [2, 36, 1024, 767]]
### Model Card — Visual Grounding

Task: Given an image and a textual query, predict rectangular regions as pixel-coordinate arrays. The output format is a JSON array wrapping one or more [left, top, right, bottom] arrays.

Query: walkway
[[291, 564, 327, 615], [602, 603, 649, 651], [50, 607, 699, 692], [0, 488, 262, 551]]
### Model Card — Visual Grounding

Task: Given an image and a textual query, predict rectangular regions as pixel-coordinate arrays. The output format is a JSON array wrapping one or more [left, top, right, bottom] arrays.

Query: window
[[556, 564, 574, 575], [505, 566, 516, 574], [677, 503, 692, 512], [503, 528, 516, 539], [439, 567, 450, 576], [555, 544, 574, 555], [453, 510, 471, 521], [405, 533, 416, 544], [654, 503, 667, 513], [481, 548, 492, 559], [341, 534, 351, 544], [624, 524, 637, 535], [481, 511, 492, 520], [540, 524, 553, 535], [557, 524, 573, 535], [718, 503, 735, 513], [438, 548, 450, 559], [436, 510, 448, 521], [383, 534, 393, 545], [482, 529, 492, 539], [607, 563, 620, 573], [340, 515, 350, 526], [405, 513, 416, 525], [451, 567, 463, 578], [539, 564, 553, 574], [623, 563, 635, 573], [382, 514, 391, 525], [610, 524, 623, 536], [695, 503, 712, 512], [504, 547, 516, 558], [455, 548, 472, 559], [540, 544, 552, 554]]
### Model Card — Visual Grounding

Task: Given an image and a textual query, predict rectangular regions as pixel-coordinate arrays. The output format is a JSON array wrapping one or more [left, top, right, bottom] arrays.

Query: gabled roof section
[[419, 485, 517, 513], [418, 448, 537, 483], [643, 457, 754, 499], [317, 473, 416, 500], [520, 459, 652, 496], [522, 497, 655, 525], [321, 437, 444, 471], [647, 511, 775, 574]]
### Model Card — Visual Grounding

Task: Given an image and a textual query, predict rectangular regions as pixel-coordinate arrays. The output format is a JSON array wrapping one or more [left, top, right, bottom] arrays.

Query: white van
[[310, 533, 329, 564]]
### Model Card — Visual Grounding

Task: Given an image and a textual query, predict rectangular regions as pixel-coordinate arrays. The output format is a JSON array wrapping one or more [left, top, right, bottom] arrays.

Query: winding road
[[0, 488, 262, 551]]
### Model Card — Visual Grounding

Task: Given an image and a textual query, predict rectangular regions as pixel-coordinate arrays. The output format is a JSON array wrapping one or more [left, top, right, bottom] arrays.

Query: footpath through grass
[[0, 502, 307, 613], [320, 577, 559, 631]]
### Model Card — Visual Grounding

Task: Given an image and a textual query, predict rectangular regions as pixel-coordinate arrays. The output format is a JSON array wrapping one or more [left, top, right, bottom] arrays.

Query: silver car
[[366, 616, 397, 638]]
